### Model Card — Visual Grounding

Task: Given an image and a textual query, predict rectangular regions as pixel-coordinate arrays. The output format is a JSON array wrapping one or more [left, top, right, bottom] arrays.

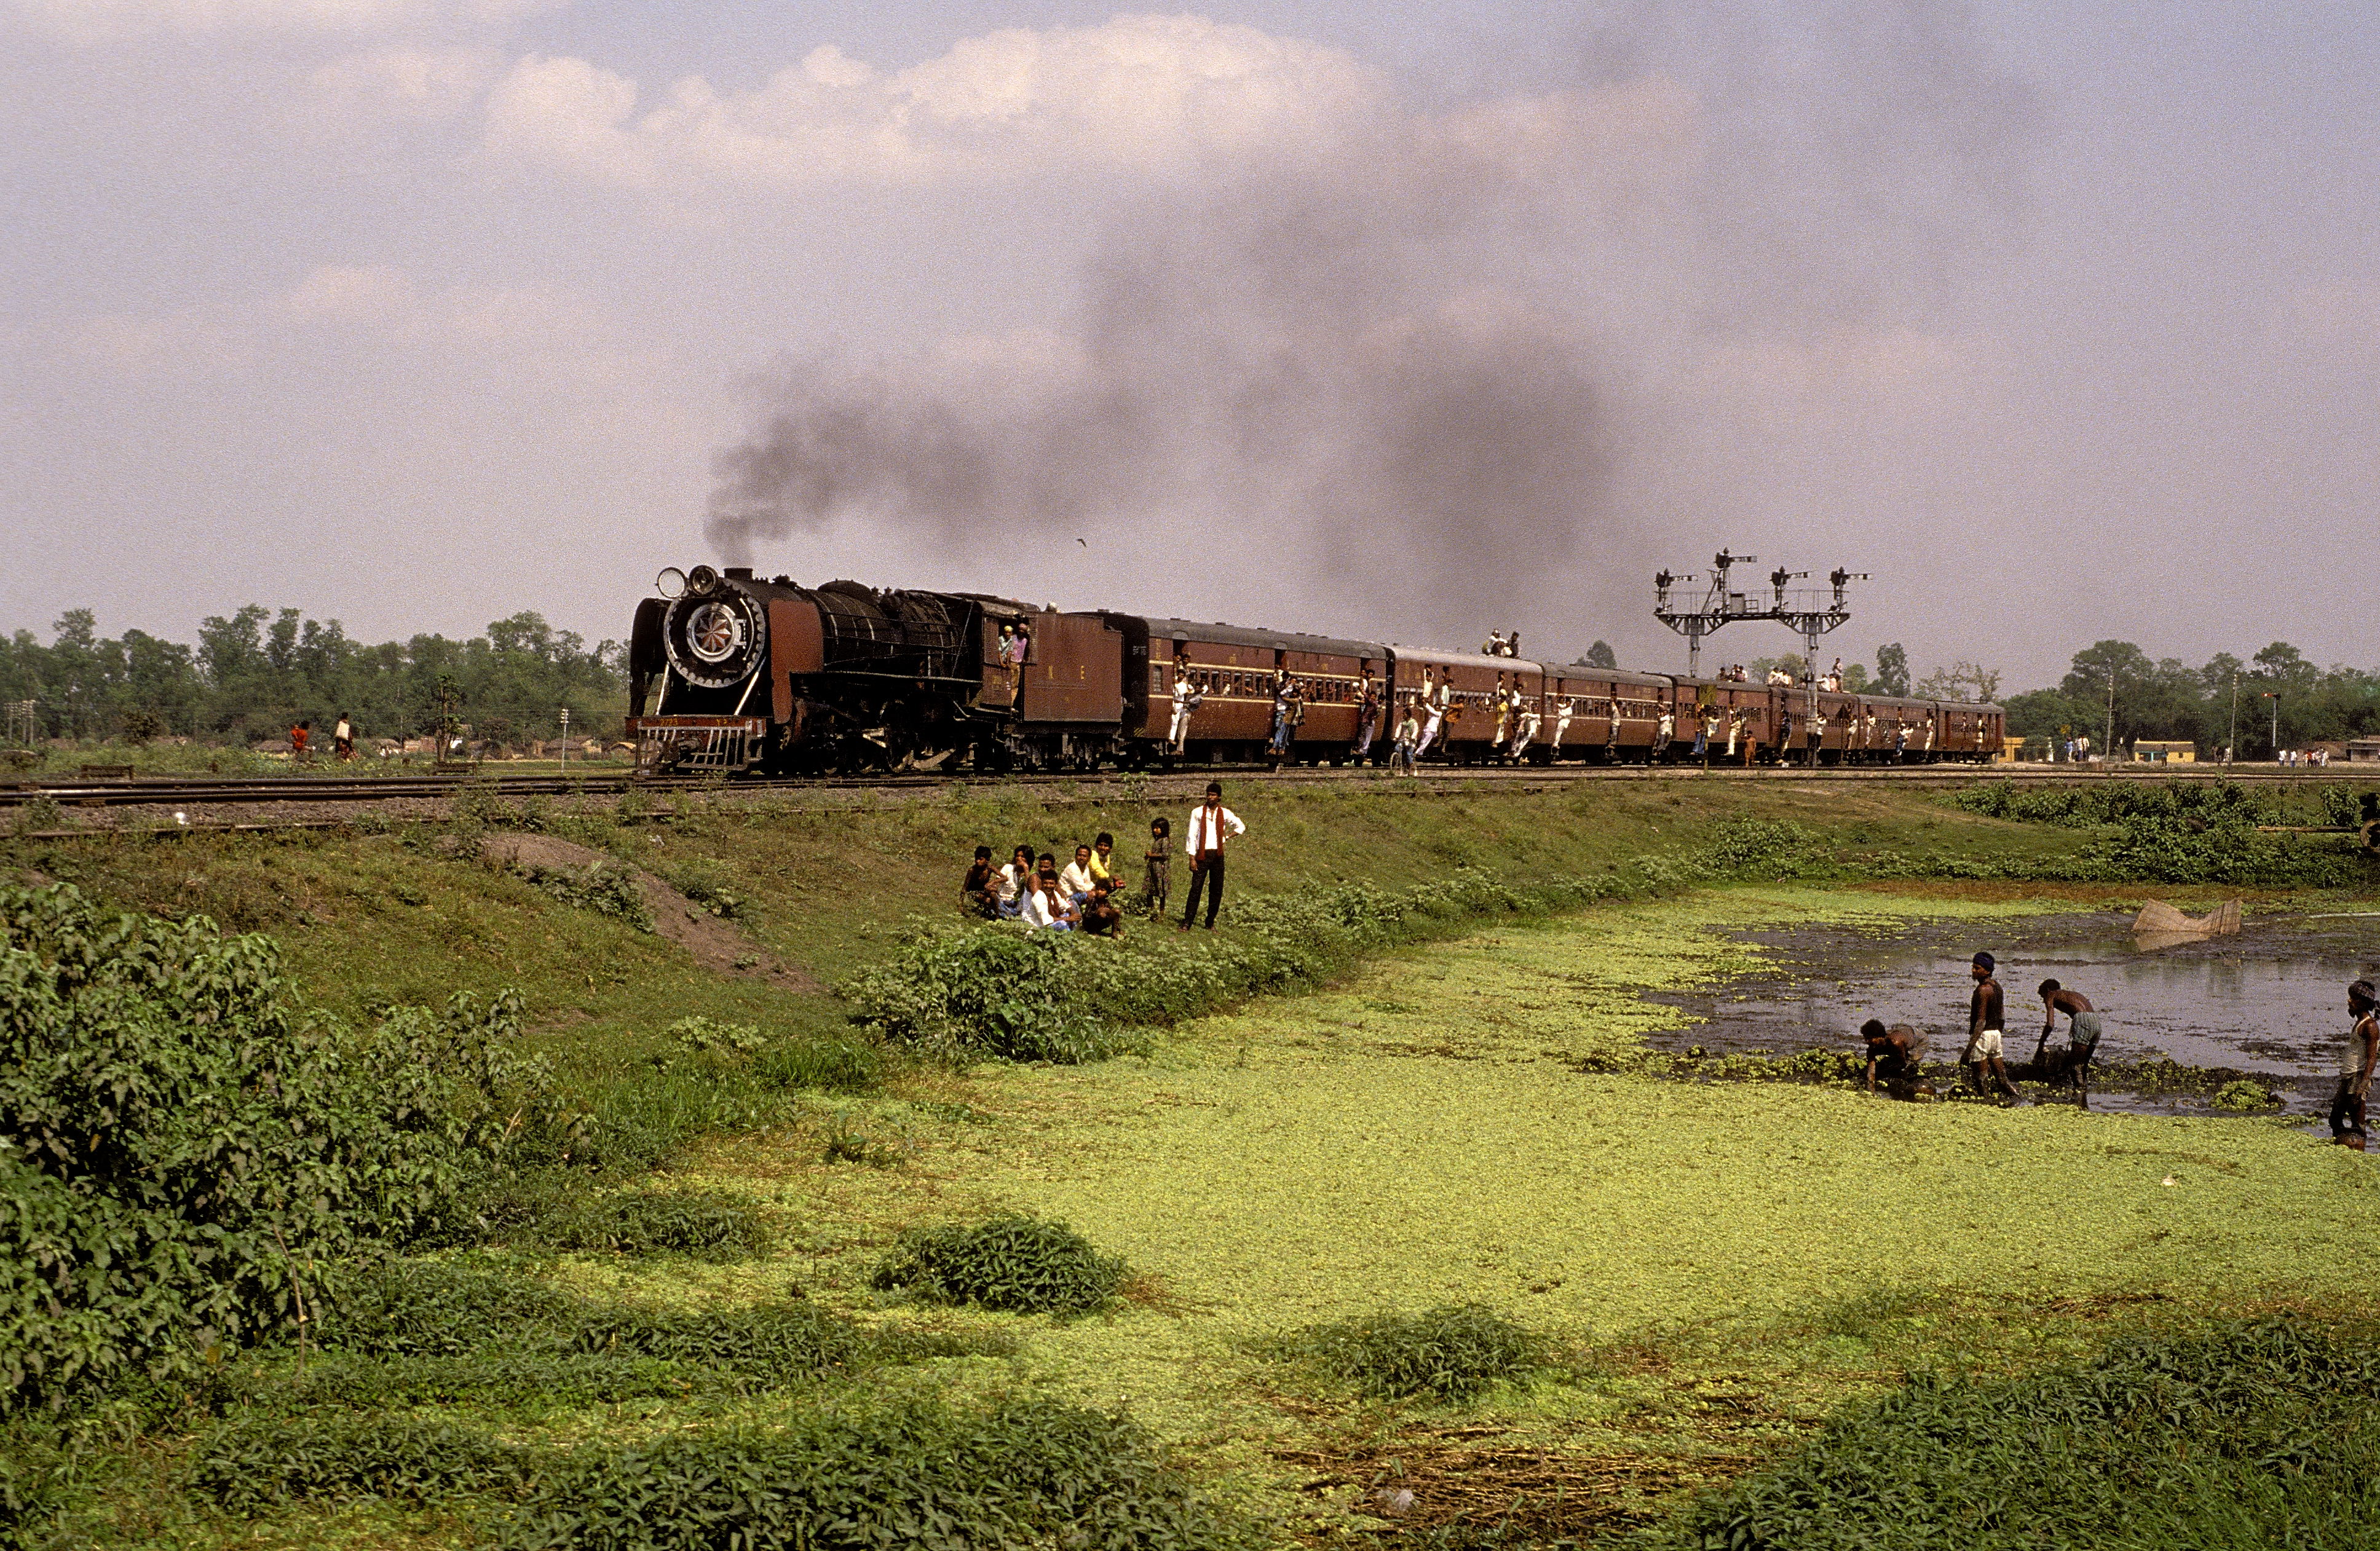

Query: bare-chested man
[[2332, 979, 2378, 1150], [1963, 952, 2022, 1104], [2034, 978, 2103, 1105], [1861, 1019, 1933, 1100]]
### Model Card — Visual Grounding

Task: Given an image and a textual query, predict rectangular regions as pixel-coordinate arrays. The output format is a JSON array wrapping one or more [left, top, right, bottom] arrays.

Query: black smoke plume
[[706, 1, 2028, 645]]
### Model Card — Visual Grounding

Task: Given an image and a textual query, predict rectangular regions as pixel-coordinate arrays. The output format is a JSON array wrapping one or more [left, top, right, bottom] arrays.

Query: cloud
[[276, 262, 416, 318], [481, 14, 1381, 189], [7, 0, 555, 42], [304, 44, 496, 122]]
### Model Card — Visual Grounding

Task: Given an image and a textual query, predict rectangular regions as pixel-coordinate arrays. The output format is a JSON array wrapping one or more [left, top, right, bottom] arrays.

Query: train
[[625, 564, 2005, 776]]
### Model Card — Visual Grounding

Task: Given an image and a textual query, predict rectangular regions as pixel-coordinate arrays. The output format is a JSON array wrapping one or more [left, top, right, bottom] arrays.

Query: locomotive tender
[[627, 564, 2004, 775]]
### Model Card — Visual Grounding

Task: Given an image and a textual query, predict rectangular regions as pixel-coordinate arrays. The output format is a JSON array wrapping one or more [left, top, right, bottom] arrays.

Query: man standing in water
[[1861, 1019, 1932, 1100], [1963, 952, 2022, 1104], [2035, 979, 2104, 1105], [2332, 979, 2378, 1149]]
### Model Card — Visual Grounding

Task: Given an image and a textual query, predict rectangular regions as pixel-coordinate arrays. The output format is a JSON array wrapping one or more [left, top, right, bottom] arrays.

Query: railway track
[[1, 760, 2360, 812]]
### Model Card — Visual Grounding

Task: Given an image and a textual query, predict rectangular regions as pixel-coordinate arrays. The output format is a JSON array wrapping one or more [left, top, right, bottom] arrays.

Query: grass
[[5, 779, 2377, 1547]]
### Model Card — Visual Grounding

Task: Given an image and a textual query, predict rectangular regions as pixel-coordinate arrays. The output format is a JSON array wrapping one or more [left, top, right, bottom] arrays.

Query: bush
[[500, 1396, 1245, 1551], [1660, 1319, 2380, 1550], [188, 1413, 529, 1509], [517, 1186, 773, 1261], [510, 859, 652, 931], [1267, 1304, 1549, 1402], [317, 1260, 580, 1357], [840, 928, 1127, 1064], [1700, 818, 1825, 880], [314, 1257, 961, 1389], [871, 1214, 1127, 1316], [210, 1350, 721, 1412], [0, 883, 559, 1409], [843, 872, 1634, 1065]]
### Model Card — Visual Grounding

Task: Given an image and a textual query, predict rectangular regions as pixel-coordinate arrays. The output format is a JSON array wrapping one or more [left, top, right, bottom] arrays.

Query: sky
[[3, 0, 2375, 688]]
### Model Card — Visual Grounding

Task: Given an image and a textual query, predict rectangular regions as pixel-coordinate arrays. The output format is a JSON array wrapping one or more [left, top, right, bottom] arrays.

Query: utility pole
[[2263, 691, 2281, 762], [2226, 672, 2239, 765], [559, 706, 570, 771], [2105, 662, 2117, 768]]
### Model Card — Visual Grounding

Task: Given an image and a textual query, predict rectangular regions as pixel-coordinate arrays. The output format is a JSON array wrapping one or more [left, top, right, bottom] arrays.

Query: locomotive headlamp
[[686, 564, 721, 595], [655, 567, 687, 599]]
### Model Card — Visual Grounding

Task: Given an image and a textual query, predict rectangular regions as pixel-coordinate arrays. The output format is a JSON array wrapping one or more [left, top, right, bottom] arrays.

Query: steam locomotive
[[625, 564, 2004, 775]]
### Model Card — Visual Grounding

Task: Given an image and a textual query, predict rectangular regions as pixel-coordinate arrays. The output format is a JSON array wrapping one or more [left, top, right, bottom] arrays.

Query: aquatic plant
[[1267, 1304, 1550, 1403], [871, 1213, 1128, 1316], [1660, 1319, 2380, 1550]]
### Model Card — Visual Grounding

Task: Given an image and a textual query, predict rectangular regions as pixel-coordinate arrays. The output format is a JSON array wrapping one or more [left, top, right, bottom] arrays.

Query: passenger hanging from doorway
[[1392, 698, 1420, 774], [1655, 708, 1675, 762], [1551, 697, 1575, 756], [1490, 673, 1511, 757], [1726, 709, 1747, 764], [1603, 700, 1621, 762], [1355, 670, 1381, 764], [1416, 671, 1445, 757], [1169, 653, 1198, 754], [1693, 706, 1712, 762], [1511, 696, 1541, 762], [1809, 711, 1828, 760]]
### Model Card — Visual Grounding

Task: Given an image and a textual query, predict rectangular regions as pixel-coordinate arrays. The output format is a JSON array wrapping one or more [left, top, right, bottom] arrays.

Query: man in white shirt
[[1179, 781, 1245, 930], [1024, 875, 1075, 930], [1059, 843, 1097, 906]]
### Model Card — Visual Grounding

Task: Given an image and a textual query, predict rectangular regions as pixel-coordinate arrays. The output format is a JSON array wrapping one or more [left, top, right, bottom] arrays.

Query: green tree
[[1873, 643, 1909, 696], [1584, 641, 1617, 669]]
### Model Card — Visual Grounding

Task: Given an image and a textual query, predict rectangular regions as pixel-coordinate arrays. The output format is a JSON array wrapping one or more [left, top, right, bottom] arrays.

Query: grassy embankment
[[5, 775, 2377, 1548]]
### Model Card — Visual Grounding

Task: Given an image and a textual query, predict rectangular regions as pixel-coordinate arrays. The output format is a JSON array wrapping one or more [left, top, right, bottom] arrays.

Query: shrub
[[315, 1257, 944, 1389], [871, 1214, 1127, 1316], [188, 1413, 529, 1509], [1700, 818, 1825, 880], [1267, 1304, 1548, 1402], [210, 1350, 719, 1412], [840, 928, 1126, 1064], [844, 872, 1634, 1064], [510, 860, 652, 931], [569, 1302, 867, 1381], [1659, 1319, 2380, 1550], [0, 884, 558, 1409], [500, 1396, 1245, 1551], [518, 1186, 773, 1261]]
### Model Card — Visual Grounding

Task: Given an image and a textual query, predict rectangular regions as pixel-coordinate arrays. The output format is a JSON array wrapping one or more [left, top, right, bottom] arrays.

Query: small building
[[2134, 740, 2196, 764], [2349, 739, 2380, 764]]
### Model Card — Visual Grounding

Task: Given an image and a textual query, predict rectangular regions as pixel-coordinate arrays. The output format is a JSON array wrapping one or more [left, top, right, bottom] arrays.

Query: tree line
[[0, 607, 626, 747], [1998, 640, 2377, 756]]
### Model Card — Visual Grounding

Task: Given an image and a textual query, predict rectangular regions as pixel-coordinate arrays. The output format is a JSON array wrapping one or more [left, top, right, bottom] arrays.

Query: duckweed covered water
[[662, 886, 2378, 1545]]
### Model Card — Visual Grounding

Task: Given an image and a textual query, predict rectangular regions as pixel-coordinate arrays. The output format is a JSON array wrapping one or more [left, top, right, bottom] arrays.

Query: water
[[1646, 911, 2380, 1115]]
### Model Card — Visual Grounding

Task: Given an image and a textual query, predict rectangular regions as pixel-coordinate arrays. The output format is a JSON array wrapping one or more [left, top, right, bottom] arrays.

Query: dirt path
[[481, 834, 821, 993]]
